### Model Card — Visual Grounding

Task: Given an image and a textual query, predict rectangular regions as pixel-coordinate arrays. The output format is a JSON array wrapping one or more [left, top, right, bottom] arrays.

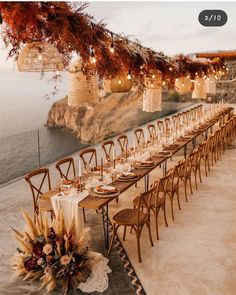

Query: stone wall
[[212, 59, 236, 103]]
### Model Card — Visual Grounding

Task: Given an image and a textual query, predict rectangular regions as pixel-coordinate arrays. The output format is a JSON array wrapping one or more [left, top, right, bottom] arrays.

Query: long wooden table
[[79, 106, 233, 248]]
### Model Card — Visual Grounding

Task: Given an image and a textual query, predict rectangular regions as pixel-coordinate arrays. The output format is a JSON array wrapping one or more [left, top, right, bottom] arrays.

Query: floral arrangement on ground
[[11, 210, 100, 294]]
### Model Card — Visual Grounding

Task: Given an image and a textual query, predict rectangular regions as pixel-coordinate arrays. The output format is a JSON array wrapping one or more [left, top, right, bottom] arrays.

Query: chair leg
[[135, 229, 142, 263], [184, 181, 188, 202], [123, 226, 127, 241], [162, 202, 168, 227], [170, 197, 174, 221], [189, 176, 193, 194], [176, 189, 181, 210], [82, 208, 86, 223], [155, 208, 160, 240], [194, 169, 198, 190], [146, 219, 154, 246], [198, 166, 202, 183]]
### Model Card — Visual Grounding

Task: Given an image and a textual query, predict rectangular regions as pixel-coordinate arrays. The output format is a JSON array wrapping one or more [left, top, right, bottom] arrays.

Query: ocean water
[[0, 68, 86, 184]]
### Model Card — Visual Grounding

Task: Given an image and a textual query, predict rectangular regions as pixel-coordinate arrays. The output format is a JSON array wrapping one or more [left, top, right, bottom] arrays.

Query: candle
[[78, 158, 82, 177], [113, 145, 115, 161], [101, 158, 103, 180]]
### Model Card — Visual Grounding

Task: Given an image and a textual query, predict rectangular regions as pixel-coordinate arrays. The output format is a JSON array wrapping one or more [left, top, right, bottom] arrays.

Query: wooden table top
[[79, 107, 233, 211]]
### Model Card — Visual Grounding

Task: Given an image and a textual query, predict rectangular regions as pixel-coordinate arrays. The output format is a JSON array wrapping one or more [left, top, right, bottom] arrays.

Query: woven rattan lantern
[[192, 78, 206, 99], [17, 42, 64, 72], [174, 76, 192, 94], [109, 75, 133, 93], [68, 61, 99, 108], [205, 75, 216, 94], [143, 73, 162, 112]]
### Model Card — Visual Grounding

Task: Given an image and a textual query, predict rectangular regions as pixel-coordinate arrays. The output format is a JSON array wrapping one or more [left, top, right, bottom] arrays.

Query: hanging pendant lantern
[[174, 76, 192, 94], [68, 61, 99, 108], [192, 78, 206, 99], [143, 72, 162, 112], [17, 42, 64, 72], [105, 75, 133, 93], [205, 75, 216, 94]]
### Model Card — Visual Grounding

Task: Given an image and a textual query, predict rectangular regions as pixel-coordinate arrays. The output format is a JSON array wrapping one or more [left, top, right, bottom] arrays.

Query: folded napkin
[[51, 190, 89, 234]]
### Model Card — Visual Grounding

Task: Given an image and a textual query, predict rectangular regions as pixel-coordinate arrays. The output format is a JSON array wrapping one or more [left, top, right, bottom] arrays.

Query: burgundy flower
[[24, 257, 39, 271], [32, 241, 44, 259], [48, 227, 57, 241]]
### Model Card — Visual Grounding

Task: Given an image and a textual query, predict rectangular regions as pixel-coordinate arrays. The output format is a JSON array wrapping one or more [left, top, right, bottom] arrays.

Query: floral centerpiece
[[11, 210, 93, 294]]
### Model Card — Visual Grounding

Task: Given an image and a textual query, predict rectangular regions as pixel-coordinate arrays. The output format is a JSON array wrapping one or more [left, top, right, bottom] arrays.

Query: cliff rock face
[[47, 91, 185, 143]]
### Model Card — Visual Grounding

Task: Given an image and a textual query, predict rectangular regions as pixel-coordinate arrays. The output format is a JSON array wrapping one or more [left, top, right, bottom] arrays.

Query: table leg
[[102, 205, 109, 249]]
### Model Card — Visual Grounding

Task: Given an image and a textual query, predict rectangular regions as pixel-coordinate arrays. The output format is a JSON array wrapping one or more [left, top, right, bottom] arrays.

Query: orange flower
[[60, 255, 71, 265], [43, 244, 53, 255]]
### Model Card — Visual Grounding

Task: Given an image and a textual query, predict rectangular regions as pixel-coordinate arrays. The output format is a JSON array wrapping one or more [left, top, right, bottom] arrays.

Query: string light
[[169, 67, 172, 71], [152, 74, 155, 79], [127, 70, 132, 80], [110, 32, 114, 53], [118, 80, 122, 85], [90, 49, 97, 64], [38, 54, 42, 61], [55, 70, 60, 75], [162, 81, 166, 86]]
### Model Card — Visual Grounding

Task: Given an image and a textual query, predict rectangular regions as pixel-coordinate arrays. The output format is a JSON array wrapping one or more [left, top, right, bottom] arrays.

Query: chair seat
[[39, 200, 53, 212], [113, 208, 147, 226]]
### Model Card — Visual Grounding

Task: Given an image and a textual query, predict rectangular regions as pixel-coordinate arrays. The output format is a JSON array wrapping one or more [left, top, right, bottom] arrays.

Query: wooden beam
[[196, 51, 236, 59]]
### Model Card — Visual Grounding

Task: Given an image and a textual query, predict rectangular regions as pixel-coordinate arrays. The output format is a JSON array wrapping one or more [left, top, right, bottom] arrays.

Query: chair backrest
[[157, 120, 164, 134], [164, 117, 171, 132], [136, 186, 156, 224], [117, 135, 128, 154], [134, 128, 145, 146], [102, 140, 115, 161], [79, 148, 97, 170], [154, 173, 172, 206], [147, 124, 156, 140], [55, 157, 76, 180], [25, 168, 51, 218]]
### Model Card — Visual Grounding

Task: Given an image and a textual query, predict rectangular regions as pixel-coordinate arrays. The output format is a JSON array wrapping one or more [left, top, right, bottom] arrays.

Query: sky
[[0, 1, 236, 69]]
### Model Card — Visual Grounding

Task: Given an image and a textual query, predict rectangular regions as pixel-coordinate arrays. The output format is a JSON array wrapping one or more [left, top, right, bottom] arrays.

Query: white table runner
[[51, 190, 89, 234]]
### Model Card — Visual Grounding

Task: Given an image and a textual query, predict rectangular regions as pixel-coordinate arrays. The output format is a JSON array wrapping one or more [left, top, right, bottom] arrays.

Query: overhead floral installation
[[0, 1, 227, 90]]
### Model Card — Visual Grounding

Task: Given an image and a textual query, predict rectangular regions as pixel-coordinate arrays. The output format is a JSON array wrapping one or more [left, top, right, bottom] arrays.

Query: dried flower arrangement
[[0, 2, 226, 90], [11, 210, 93, 294]]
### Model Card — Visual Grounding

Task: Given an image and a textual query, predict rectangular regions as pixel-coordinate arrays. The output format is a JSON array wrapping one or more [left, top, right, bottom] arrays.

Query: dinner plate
[[135, 161, 155, 168], [93, 185, 118, 195], [157, 151, 172, 157], [90, 187, 120, 198]]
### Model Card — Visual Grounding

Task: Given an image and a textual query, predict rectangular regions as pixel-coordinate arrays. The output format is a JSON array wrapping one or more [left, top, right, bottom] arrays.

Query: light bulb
[[38, 54, 42, 61], [118, 80, 122, 85], [56, 70, 60, 75], [176, 78, 178, 82], [198, 83, 201, 86], [91, 56, 97, 64], [162, 81, 166, 86], [110, 47, 114, 54], [169, 67, 172, 71], [127, 74, 131, 80], [152, 74, 155, 79], [182, 83, 185, 87], [151, 83, 154, 87]]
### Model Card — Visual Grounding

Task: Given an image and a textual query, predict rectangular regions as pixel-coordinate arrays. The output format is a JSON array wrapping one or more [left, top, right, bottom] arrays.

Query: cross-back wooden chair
[[55, 157, 76, 180], [56, 156, 87, 223], [108, 186, 155, 263], [79, 148, 98, 170], [199, 140, 211, 177], [147, 124, 157, 141], [164, 117, 171, 133], [133, 177, 169, 240], [165, 164, 182, 221], [189, 148, 202, 190], [102, 140, 115, 161], [134, 128, 145, 146], [178, 155, 193, 202], [117, 135, 128, 154], [25, 168, 54, 223]]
